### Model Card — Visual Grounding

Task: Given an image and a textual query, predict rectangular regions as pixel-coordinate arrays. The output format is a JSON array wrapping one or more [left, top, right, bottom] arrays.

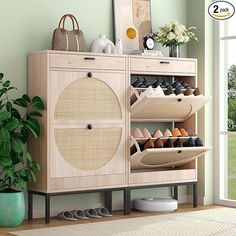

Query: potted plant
[[0, 73, 44, 227], [151, 20, 198, 57]]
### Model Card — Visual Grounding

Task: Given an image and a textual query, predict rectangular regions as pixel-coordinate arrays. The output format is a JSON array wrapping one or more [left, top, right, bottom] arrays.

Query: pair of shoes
[[132, 77, 151, 88], [142, 138, 183, 149], [139, 86, 165, 98], [165, 86, 201, 96], [154, 128, 188, 138], [132, 128, 189, 139], [57, 207, 112, 221], [183, 137, 204, 147]]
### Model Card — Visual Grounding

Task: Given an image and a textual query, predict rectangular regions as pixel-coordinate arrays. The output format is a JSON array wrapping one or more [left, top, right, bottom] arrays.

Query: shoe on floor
[[71, 209, 89, 220], [84, 208, 102, 218], [57, 211, 78, 221], [96, 207, 112, 217]]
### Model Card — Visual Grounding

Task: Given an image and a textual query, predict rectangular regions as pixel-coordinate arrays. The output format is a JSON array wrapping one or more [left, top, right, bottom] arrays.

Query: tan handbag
[[52, 14, 85, 52]]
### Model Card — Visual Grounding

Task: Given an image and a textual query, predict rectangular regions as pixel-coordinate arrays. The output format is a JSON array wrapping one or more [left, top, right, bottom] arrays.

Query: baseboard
[[26, 195, 192, 219]]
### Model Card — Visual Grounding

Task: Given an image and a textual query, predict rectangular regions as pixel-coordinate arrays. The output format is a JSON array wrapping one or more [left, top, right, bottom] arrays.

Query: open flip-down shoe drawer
[[130, 147, 211, 170], [131, 95, 211, 122]]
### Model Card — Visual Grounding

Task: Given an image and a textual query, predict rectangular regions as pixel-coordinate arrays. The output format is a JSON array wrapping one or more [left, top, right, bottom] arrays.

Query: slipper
[[96, 207, 112, 217], [57, 211, 78, 221], [84, 208, 102, 218], [71, 209, 89, 220]]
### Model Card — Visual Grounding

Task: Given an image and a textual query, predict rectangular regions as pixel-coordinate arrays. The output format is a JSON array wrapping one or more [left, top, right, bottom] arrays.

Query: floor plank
[[0, 204, 223, 236]]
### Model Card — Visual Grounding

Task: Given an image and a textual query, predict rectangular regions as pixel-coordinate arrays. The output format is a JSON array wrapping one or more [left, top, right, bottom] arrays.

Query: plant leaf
[[11, 136, 23, 153], [7, 87, 17, 91], [29, 170, 36, 182], [17, 178, 26, 189], [11, 108, 21, 120], [0, 73, 4, 80], [13, 98, 27, 108], [33, 161, 41, 171], [26, 152, 32, 163], [24, 119, 40, 138], [20, 126, 28, 144], [0, 127, 10, 141], [22, 94, 31, 103], [32, 96, 44, 110], [5, 117, 20, 131], [0, 141, 11, 156], [2, 80, 10, 87], [0, 184, 8, 191], [6, 101, 12, 113], [0, 156, 12, 166], [28, 111, 42, 117], [0, 111, 11, 123]]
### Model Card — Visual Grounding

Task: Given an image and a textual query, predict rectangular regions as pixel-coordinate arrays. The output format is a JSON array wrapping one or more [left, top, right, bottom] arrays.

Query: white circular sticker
[[208, 1, 235, 20]]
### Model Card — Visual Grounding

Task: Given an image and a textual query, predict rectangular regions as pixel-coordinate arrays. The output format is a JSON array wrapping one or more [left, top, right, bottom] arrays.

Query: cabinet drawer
[[130, 57, 196, 75], [50, 53, 126, 71]]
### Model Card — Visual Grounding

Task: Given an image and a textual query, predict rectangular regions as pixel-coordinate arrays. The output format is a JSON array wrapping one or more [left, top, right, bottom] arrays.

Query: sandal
[[96, 207, 112, 217], [57, 211, 78, 221], [71, 209, 89, 220], [84, 208, 102, 218]]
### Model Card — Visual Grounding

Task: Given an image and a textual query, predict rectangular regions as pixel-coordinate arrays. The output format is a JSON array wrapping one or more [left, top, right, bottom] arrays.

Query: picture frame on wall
[[113, 0, 152, 54]]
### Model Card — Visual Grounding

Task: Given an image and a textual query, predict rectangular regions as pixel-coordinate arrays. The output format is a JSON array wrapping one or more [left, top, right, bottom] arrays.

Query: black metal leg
[[28, 191, 33, 220], [173, 185, 178, 200], [193, 183, 197, 208], [124, 188, 131, 215], [104, 190, 112, 214], [45, 194, 50, 224]]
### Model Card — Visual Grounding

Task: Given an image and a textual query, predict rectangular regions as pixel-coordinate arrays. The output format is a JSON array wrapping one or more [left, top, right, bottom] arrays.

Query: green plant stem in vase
[[0, 72, 44, 226], [151, 20, 198, 57]]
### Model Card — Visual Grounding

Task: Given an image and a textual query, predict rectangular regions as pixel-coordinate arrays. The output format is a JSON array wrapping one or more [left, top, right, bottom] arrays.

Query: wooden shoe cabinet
[[28, 51, 211, 223]]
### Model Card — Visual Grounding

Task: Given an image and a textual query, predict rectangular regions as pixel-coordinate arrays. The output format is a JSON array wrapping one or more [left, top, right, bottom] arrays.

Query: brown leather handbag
[[52, 14, 85, 52]]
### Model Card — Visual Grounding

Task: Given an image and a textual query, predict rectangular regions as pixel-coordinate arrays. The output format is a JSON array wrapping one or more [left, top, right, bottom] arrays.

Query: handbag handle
[[58, 14, 80, 32]]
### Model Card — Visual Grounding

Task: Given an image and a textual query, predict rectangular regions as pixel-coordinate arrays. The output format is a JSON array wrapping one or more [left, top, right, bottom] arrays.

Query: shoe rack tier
[[130, 137, 211, 170], [131, 95, 211, 122]]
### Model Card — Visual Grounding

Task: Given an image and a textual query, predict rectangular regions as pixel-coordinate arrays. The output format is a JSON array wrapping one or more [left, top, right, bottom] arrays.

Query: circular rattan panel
[[54, 77, 122, 120], [55, 128, 122, 171]]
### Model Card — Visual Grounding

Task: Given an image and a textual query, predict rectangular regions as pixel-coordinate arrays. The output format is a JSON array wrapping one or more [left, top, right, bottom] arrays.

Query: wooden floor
[[0, 204, 223, 236]]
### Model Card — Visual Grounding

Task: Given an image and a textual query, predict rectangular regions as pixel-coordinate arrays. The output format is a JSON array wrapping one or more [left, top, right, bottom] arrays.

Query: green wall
[[0, 0, 214, 217]]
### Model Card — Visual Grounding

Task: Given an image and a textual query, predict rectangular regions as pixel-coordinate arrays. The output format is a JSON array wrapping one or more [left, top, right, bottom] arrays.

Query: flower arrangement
[[151, 20, 198, 47]]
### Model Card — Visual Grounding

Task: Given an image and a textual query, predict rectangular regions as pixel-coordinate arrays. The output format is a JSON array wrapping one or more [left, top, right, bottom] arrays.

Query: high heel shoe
[[143, 138, 154, 150], [173, 138, 183, 147], [131, 128, 144, 138], [142, 128, 152, 138], [152, 79, 162, 88], [163, 129, 173, 137], [164, 138, 173, 148], [180, 128, 188, 137], [183, 137, 195, 147], [154, 138, 164, 148], [153, 129, 164, 138], [172, 128, 181, 137]]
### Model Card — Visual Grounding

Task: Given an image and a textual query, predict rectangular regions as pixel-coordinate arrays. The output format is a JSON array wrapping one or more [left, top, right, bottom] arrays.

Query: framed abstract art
[[113, 0, 152, 54]]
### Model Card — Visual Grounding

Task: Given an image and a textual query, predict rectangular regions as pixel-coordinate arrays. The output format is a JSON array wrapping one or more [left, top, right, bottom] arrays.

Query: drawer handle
[[84, 57, 96, 60], [160, 61, 170, 64], [177, 150, 182, 154], [177, 98, 182, 102], [87, 72, 93, 78], [87, 124, 93, 130]]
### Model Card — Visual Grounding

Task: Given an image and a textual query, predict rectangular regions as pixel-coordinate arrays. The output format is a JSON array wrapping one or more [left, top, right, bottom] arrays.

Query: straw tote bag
[[52, 14, 85, 52]]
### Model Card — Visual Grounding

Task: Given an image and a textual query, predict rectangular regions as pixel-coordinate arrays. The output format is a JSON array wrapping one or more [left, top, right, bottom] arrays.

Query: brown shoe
[[154, 138, 164, 148], [180, 128, 188, 137], [193, 88, 201, 96], [143, 138, 154, 150], [172, 128, 181, 137], [184, 86, 193, 96]]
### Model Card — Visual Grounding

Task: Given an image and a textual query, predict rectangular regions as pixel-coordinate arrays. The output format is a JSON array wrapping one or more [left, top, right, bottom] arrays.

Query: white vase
[[90, 34, 116, 53], [104, 43, 112, 54], [115, 39, 123, 54]]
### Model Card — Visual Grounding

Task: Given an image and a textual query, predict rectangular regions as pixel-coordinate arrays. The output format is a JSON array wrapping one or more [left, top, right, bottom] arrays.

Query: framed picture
[[113, 0, 152, 54]]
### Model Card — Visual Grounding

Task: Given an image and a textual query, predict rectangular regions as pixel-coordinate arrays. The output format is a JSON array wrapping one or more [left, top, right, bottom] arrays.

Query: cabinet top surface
[[28, 50, 197, 61]]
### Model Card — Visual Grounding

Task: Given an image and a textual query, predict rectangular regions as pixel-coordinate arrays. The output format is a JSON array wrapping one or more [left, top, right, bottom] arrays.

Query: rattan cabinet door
[[49, 71, 126, 124], [49, 124, 126, 179]]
